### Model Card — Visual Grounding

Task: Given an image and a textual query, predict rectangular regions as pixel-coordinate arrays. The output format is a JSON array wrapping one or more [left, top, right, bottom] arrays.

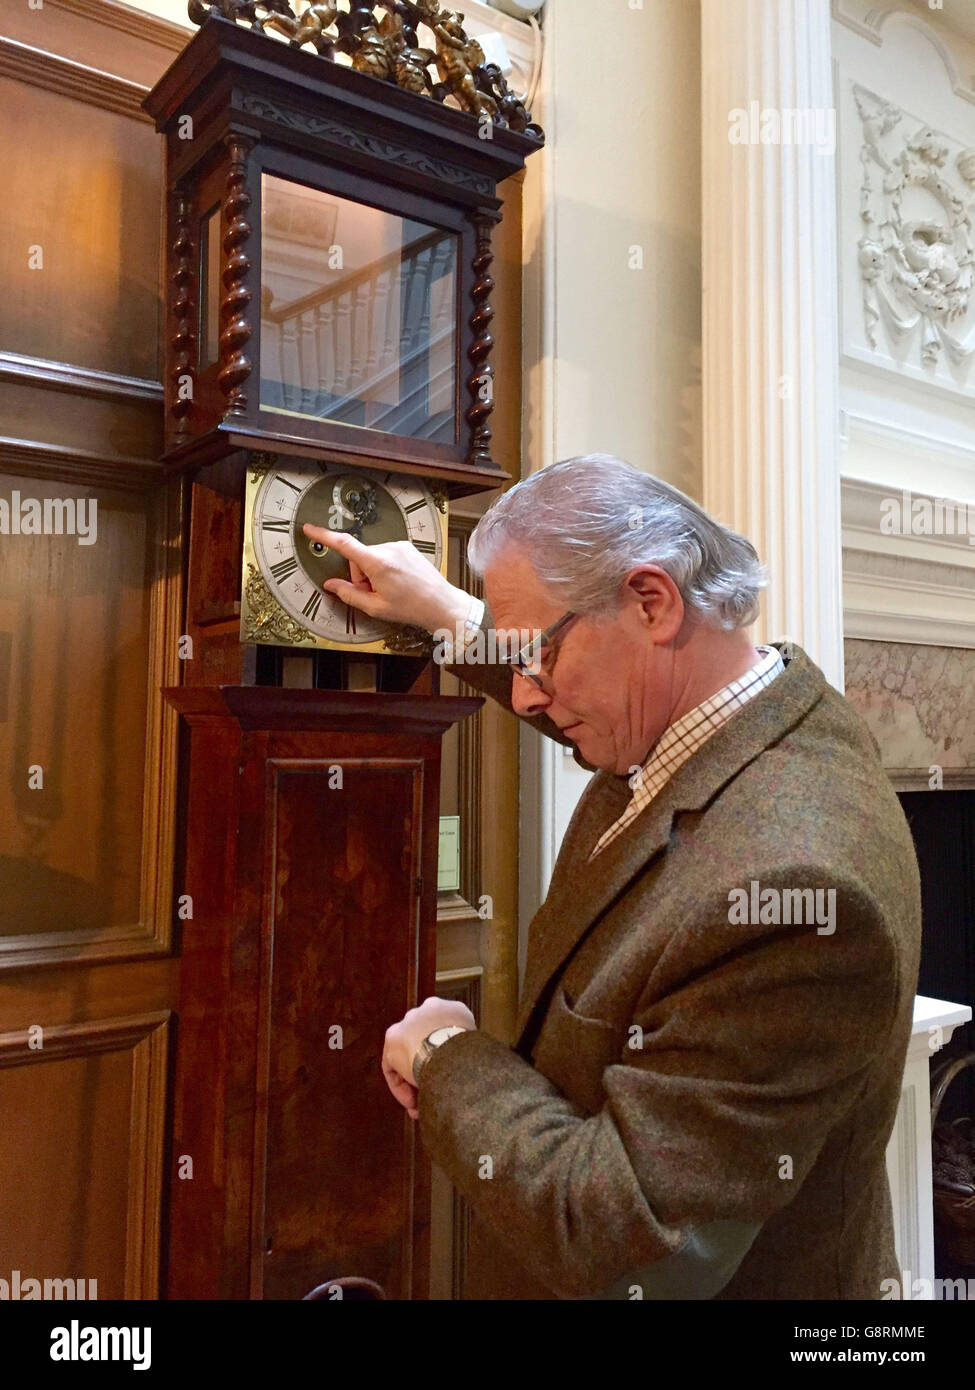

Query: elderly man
[[303, 454, 921, 1301]]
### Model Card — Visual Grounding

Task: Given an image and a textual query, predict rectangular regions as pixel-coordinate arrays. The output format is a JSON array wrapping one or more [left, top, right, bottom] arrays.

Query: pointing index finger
[[301, 523, 373, 566]]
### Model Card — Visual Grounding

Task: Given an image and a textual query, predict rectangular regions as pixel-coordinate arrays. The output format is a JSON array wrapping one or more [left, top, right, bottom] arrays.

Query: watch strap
[[441, 595, 485, 665]]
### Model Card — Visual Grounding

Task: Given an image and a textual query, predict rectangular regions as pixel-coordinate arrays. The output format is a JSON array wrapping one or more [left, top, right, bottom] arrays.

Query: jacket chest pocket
[[531, 985, 624, 1115]]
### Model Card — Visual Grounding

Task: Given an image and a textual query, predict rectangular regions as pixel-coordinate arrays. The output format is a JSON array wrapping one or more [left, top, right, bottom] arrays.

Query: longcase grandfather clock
[[142, 1, 542, 1300]]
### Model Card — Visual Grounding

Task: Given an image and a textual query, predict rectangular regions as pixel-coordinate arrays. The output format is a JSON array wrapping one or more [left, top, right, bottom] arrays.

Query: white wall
[[121, 0, 191, 27], [517, 1, 703, 968]]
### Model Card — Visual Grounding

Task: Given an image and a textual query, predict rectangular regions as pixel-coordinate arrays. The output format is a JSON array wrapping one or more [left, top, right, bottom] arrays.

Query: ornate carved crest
[[186, 0, 542, 138]]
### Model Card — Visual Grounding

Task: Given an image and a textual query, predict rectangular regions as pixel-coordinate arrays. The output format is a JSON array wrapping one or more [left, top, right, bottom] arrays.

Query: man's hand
[[382, 996, 476, 1121], [301, 524, 472, 634]]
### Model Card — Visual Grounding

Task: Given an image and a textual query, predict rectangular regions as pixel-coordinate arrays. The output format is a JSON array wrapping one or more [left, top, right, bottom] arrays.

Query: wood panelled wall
[[0, 0, 523, 1300], [0, 0, 186, 1299]]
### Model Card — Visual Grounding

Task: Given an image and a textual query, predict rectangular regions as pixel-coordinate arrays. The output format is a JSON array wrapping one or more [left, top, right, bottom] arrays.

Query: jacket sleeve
[[416, 867, 900, 1299], [441, 603, 597, 773]]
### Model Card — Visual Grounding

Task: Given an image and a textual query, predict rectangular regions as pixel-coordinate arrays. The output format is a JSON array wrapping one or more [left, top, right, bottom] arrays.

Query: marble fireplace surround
[[844, 640, 975, 791]]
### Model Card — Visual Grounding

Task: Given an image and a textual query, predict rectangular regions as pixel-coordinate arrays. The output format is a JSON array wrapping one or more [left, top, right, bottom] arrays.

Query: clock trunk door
[[259, 756, 423, 1299], [163, 689, 480, 1301]]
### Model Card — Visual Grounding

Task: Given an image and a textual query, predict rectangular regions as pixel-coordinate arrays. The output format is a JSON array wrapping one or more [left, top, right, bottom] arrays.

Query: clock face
[[241, 457, 447, 651]]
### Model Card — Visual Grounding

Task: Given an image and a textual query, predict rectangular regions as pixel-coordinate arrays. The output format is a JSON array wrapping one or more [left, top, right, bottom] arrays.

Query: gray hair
[[467, 454, 768, 630]]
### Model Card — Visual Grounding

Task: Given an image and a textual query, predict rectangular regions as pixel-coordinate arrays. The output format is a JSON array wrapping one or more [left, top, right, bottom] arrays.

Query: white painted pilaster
[[701, 0, 845, 689]]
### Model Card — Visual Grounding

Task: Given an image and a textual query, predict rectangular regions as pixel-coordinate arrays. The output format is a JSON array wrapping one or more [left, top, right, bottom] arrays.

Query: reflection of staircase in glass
[[261, 230, 456, 444]]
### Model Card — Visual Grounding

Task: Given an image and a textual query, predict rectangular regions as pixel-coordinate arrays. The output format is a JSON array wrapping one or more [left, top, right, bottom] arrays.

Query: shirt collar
[[631, 643, 785, 774]]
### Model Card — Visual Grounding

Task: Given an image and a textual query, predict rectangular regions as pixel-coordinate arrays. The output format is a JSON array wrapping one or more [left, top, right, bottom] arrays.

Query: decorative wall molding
[[831, 0, 887, 45], [0, 437, 164, 492], [842, 558, 975, 647], [885, 766, 975, 792], [0, 1010, 170, 1067], [46, 0, 191, 53], [832, 0, 975, 103], [840, 406, 975, 472], [842, 474, 975, 647], [0, 35, 152, 121], [843, 472, 975, 554], [0, 352, 163, 405]]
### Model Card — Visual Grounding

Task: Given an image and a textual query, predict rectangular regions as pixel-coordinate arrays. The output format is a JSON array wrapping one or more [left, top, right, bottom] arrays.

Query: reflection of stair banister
[[353, 328, 455, 435], [262, 228, 456, 420], [368, 350, 455, 439], [263, 229, 445, 325]]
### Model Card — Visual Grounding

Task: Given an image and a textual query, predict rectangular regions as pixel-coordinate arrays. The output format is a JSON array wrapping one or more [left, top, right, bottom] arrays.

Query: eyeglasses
[[506, 610, 577, 690]]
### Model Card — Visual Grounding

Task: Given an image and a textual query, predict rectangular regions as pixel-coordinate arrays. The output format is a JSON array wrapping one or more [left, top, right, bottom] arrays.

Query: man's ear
[[622, 566, 684, 640]]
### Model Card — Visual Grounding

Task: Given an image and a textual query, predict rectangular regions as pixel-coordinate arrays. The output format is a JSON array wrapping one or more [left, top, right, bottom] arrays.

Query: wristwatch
[[441, 595, 485, 664], [412, 1025, 469, 1084]]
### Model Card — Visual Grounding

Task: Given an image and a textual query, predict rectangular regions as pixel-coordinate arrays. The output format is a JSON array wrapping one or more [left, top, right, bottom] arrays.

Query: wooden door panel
[[0, 475, 181, 968], [0, 74, 161, 380], [0, 476, 150, 934], [0, 1011, 169, 1299]]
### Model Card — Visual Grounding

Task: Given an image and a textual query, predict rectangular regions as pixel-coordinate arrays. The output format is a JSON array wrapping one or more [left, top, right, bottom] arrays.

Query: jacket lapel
[[514, 642, 827, 1049]]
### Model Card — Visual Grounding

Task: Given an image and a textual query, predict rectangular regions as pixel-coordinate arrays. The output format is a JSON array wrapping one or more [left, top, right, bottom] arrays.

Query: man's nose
[[510, 672, 552, 718]]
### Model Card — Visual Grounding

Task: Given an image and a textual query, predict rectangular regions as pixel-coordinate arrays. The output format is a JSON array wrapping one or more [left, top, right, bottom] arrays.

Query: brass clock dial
[[241, 456, 447, 652]]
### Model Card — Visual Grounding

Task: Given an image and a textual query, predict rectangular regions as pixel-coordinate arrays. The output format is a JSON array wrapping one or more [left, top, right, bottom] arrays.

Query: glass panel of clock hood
[[260, 176, 458, 444]]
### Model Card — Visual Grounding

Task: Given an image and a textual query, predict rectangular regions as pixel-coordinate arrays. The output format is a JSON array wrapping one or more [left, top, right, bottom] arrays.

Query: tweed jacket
[[420, 637, 922, 1300]]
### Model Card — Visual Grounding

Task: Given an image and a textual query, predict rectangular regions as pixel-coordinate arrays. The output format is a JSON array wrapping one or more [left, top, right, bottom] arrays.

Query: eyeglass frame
[[505, 610, 578, 690]]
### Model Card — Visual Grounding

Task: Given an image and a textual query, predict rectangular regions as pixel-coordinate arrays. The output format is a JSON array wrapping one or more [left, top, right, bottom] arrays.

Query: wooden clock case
[[141, 15, 542, 1298]]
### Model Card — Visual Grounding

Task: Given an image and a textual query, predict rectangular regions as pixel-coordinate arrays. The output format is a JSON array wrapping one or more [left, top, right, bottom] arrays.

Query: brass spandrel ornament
[[186, 0, 542, 138], [382, 625, 434, 655], [242, 563, 319, 646]]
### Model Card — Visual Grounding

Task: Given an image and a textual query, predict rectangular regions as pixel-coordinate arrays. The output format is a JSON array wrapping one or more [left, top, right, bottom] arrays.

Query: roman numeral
[[270, 555, 298, 583], [302, 591, 323, 621], [412, 539, 436, 554], [404, 500, 426, 515], [345, 607, 357, 636], [278, 477, 303, 493], [262, 518, 290, 532]]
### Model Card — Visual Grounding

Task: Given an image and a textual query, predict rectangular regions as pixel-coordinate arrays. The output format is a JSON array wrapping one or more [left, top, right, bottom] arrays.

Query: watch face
[[242, 457, 446, 650], [428, 1026, 464, 1046]]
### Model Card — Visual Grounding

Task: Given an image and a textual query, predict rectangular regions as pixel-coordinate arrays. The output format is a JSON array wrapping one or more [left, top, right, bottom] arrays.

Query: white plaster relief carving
[[854, 83, 975, 373]]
